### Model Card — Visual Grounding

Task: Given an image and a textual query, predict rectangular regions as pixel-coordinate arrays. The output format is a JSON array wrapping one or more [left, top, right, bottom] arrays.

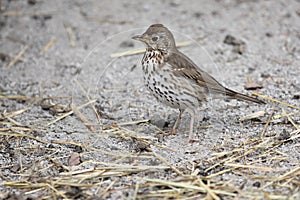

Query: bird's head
[[132, 24, 176, 53]]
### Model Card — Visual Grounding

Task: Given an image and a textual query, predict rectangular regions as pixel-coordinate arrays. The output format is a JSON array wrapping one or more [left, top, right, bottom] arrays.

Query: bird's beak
[[132, 35, 147, 42]]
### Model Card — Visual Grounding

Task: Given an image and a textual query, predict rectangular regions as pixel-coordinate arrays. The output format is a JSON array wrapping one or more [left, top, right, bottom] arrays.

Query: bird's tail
[[225, 88, 265, 104]]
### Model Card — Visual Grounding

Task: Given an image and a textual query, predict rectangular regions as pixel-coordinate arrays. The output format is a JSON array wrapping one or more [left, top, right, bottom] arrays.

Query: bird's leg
[[170, 108, 184, 135], [186, 109, 199, 143]]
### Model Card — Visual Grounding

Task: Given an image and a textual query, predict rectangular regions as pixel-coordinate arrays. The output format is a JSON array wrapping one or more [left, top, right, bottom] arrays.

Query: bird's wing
[[166, 51, 228, 95], [165, 51, 265, 104]]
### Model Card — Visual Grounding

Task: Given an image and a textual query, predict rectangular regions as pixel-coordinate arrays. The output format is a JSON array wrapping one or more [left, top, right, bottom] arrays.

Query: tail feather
[[225, 88, 265, 104]]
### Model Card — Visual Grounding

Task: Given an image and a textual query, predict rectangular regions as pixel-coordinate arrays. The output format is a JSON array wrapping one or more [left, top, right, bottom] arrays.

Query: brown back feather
[[166, 50, 265, 104]]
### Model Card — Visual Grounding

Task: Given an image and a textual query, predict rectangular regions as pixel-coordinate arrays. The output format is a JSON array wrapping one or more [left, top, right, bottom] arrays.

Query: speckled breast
[[141, 50, 201, 110]]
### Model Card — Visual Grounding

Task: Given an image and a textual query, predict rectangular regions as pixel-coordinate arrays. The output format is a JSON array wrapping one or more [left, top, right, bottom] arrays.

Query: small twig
[[99, 180, 116, 198], [252, 92, 300, 111], [133, 184, 139, 200], [7, 46, 28, 68], [144, 178, 236, 197], [40, 38, 57, 55], [224, 163, 273, 171], [3, 116, 23, 126], [261, 166, 300, 190], [261, 108, 275, 138], [197, 178, 220, 200], [47, 99, 97, 126], [74, 79, 102, 127], [282, 108, 299, 130], [117, 119, 149, 126], [71, 103, 96, 132], [1, 107, 31, 118], [239, 110, 266, 122], [152, 151, 184, 176], [273, 111, 298, 119], [0, 51, 26, 62], [64, 23, 76, 47]]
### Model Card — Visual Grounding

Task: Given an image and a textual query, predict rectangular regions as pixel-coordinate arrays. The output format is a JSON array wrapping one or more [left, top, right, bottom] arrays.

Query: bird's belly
[[143, 67, 201, 110]]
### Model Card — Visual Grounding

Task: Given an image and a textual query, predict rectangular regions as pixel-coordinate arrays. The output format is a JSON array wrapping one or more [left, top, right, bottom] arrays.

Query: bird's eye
[[152, 36, 159, 41]]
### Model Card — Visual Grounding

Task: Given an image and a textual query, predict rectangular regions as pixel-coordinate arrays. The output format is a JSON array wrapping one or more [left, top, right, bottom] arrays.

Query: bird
[[132, 24, 264, 143]]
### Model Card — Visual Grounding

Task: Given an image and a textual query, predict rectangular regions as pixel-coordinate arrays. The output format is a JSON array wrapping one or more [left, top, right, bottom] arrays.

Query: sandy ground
[[0, 0, 300, 199]]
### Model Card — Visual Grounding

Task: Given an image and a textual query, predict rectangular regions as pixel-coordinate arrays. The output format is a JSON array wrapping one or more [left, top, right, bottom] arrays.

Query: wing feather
[[165, 51, 264, 104]]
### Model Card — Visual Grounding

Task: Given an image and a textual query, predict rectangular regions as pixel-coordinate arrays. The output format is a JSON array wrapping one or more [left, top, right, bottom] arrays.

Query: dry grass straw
[[39, 38, 57, 55], [47, 99, 97, 126], [64, 23, 76, 47], [252, 92, 300, 111], [7, 45, 28, 68], [1, 92, 299, 199]]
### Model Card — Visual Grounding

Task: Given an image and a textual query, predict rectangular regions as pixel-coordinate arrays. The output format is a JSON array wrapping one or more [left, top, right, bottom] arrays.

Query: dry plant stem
[[282, 108, 299, 130], [64, 23, 76, 47], [261, 108, 275, 138], [39, 38, 57, 55], [197, 178, 220, 200], [252, 92, 300, 111], [71, 103, 96, 132], [239, 110, 266, 121], [117, 119, 149, 126], [260, 166, 300, 190], [107, 124, 176, 152], [75, 79, 103, 127], [274, 111, 298, 119], [99, 180, 116, 197], [205, 139, 273, 176], [0, 95, 31, 101], [152, 151, 184, 176], [7, 45, 28, 68], [144, 178, 237, 197], [47, 99, 97, 126]]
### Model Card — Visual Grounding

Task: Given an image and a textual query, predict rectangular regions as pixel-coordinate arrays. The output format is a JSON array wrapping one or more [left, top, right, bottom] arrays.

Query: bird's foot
[[155, 129, 176, 140], [184, 138, 199, 144], [158, 129, 176, 137]]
